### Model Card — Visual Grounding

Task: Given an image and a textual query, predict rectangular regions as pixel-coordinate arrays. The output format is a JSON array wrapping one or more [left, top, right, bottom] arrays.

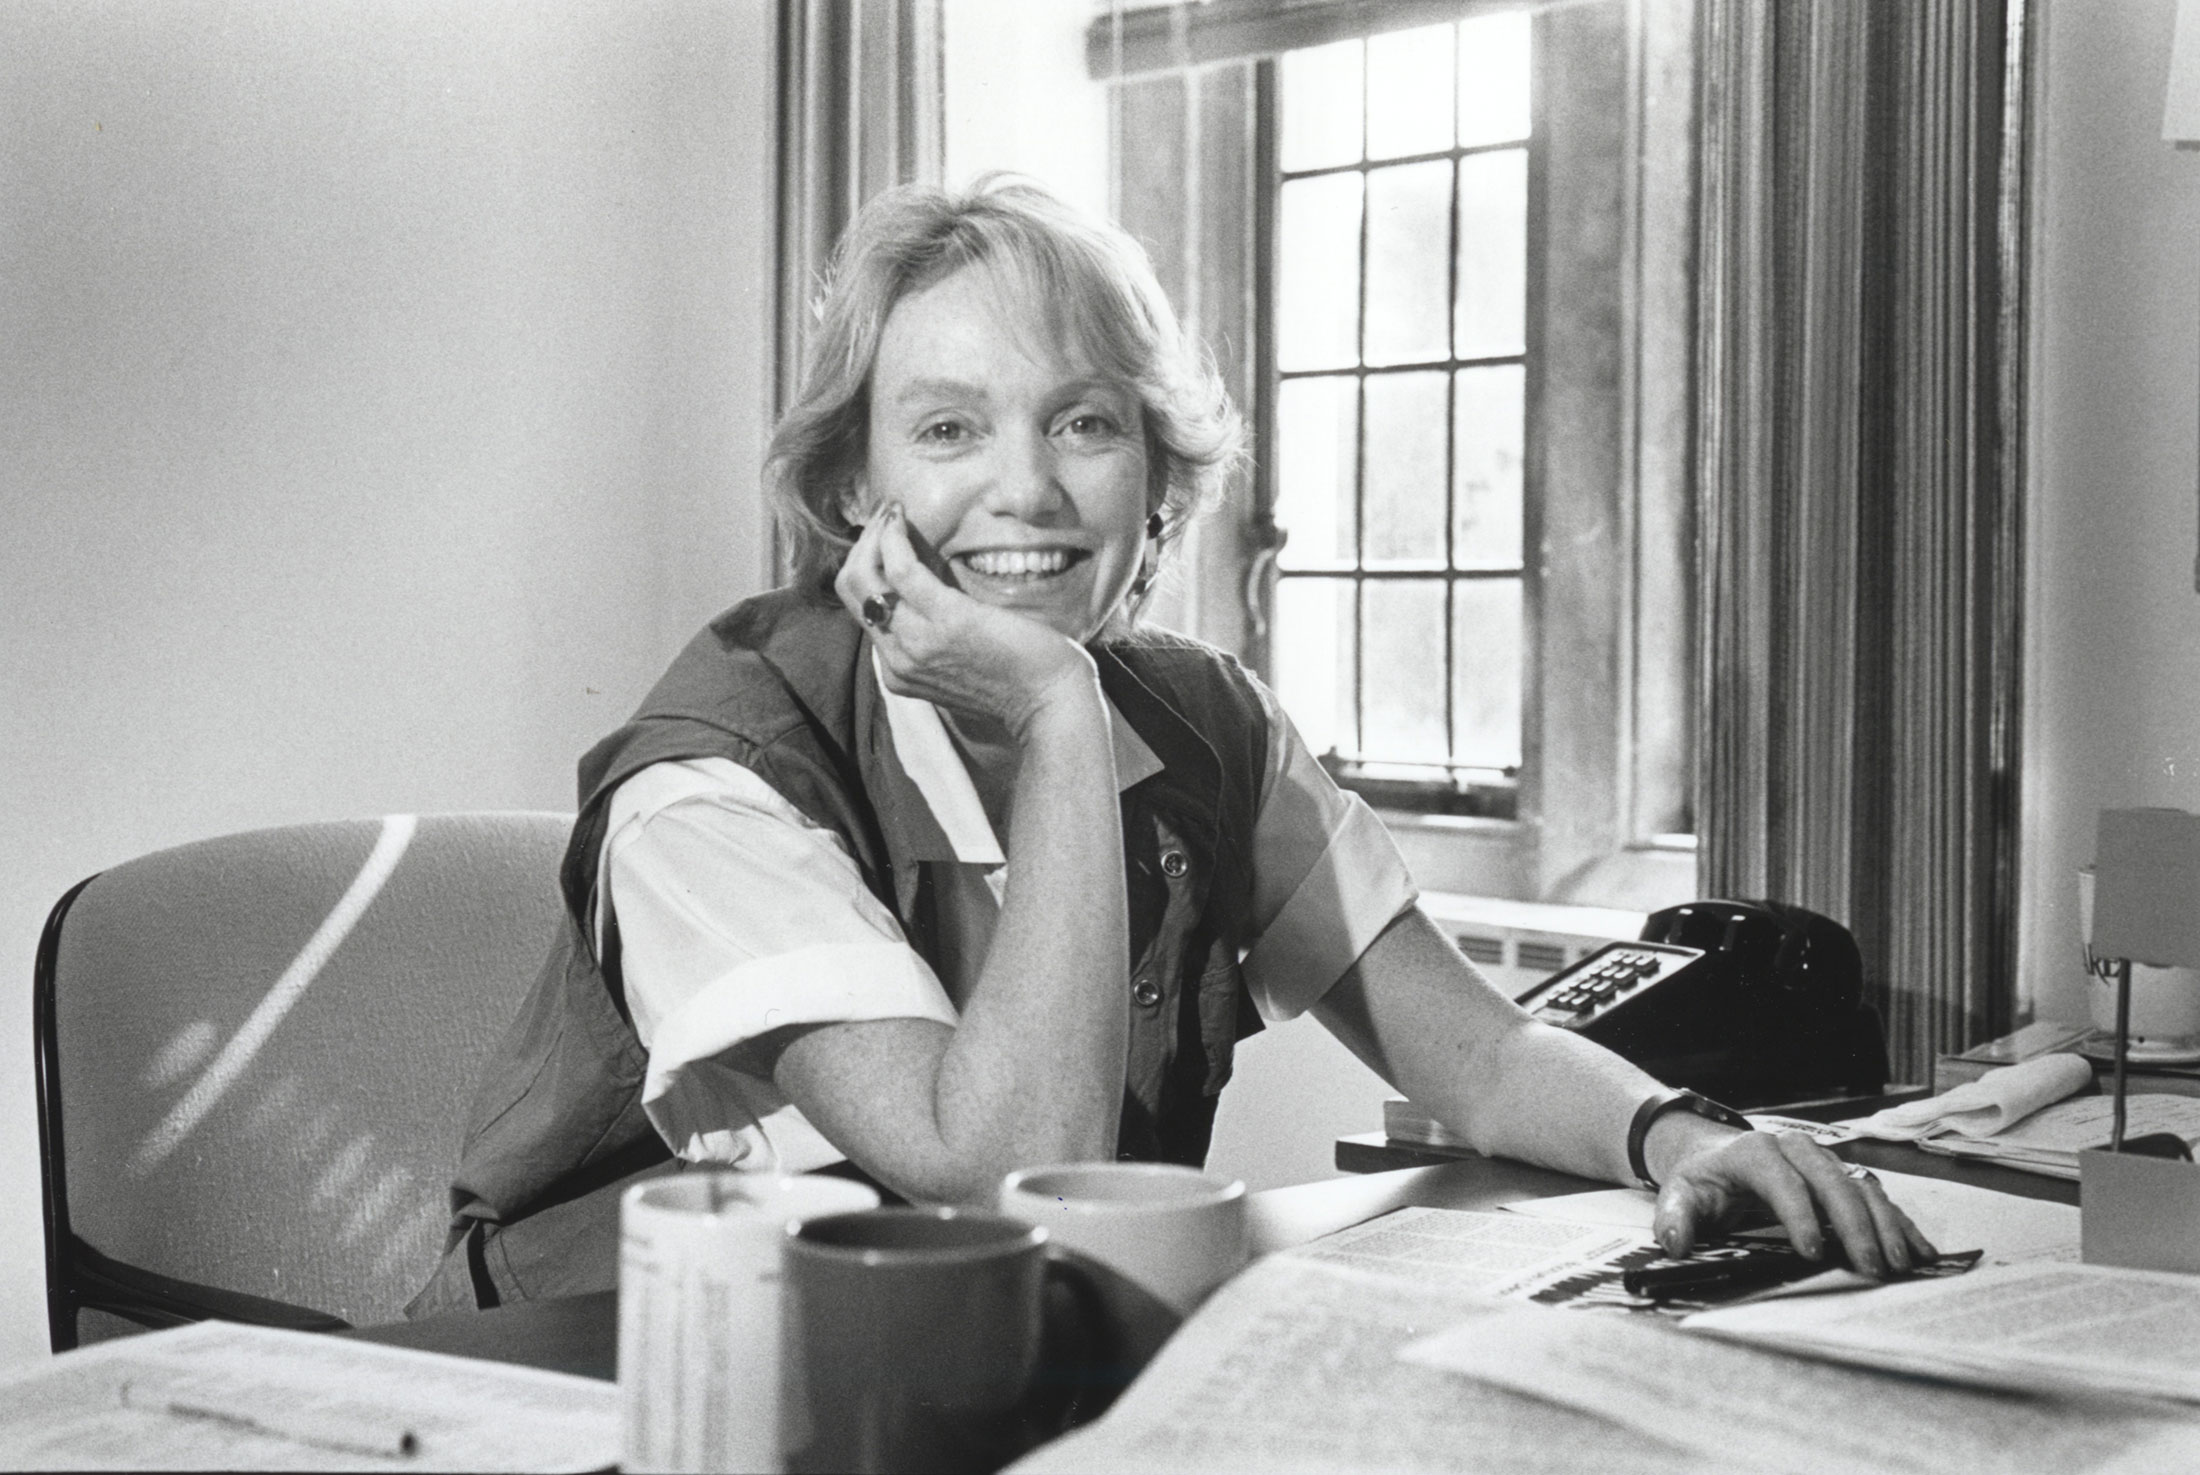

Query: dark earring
[[1146, 511, 1164, 540]]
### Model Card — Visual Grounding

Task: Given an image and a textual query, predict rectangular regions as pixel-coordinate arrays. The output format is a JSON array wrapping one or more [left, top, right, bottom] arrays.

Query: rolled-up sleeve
[[600, 758, 958, 1169], [1238, 683, 1419, 1021]]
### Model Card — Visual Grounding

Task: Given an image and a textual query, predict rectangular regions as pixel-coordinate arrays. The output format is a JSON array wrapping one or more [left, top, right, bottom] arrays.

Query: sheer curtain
[[1694, 0, 2032, 1083]]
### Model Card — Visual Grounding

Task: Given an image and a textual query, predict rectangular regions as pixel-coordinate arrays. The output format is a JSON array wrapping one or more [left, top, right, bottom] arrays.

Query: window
[[1269, 16, 1532, 820], [1093, 0, 1696, 911]]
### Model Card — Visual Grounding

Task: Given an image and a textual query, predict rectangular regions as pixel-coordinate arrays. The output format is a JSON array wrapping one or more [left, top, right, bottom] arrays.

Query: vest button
[[1160, 849, 1189, 879], [1132, 977, 1163, 1008]]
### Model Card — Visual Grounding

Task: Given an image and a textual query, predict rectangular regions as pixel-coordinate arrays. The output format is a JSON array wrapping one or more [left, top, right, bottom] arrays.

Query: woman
[[411, 177, 1927, 1315]]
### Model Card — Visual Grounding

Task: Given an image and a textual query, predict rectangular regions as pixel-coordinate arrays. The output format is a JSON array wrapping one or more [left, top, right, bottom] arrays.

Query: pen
[[118, 1380, 420, 1460], [1622, 1249, 1820, 1298]]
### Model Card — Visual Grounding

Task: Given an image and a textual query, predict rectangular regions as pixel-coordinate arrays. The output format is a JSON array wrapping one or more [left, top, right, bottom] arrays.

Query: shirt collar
[[871, 648, 1164, 866]]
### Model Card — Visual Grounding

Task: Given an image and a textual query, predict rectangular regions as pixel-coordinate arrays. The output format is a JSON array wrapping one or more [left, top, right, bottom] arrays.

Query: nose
[[983, 425, 1074, 524]]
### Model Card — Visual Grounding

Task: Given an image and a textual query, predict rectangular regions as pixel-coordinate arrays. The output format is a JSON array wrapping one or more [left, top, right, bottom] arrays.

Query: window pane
[[1452, 578, 1523, 769], [1363, 581, 1448, 764], [1453, 364, 1524, 568], [1457, 12, 1531, 148], [1363, 160, 1450, 367], [1280, 39, 1363, 172], [1278, 172, 1363, 371], [1363, 372, 1447, 567], [1275, 376, 1358, 569], [1454, 148, 1526, 358], [1273, 577, 1355, 757], [1366, 24, 1454, 160]]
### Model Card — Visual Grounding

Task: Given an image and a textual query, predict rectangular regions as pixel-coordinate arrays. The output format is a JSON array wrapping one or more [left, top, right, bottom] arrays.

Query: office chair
[[34, 811, 571, 1351]]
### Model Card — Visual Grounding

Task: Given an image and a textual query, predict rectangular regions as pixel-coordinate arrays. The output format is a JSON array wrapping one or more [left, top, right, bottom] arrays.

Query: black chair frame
[[36, 872, 351, 1352]]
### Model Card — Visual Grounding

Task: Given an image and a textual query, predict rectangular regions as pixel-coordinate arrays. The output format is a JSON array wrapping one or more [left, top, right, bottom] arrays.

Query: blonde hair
[[766, 175, 1241, 594]]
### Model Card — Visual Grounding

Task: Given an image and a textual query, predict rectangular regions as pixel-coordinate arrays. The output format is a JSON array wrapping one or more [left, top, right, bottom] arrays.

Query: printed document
[[1276, 1204, 1646, 1299], [1684, 1261, 2200, 1404], [1917, 1096, 2200, 1179], [1501, 1167, 2082, 1267], [0, 1320, 618, 1471], [1403, 1301, 2200, 1475], [1007, 1256, 1702, 1475]]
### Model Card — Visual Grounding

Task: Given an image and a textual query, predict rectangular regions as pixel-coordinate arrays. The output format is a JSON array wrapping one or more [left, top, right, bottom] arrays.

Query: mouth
[[950, 546, 1092, 583]]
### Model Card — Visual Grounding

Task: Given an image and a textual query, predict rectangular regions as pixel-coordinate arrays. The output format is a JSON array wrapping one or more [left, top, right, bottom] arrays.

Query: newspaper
[[0, 1320, 618, 1471], [1682, 1261, 2200, 1405], [1007, 1256, 1704, 1475], [1501, 1167, 2082, 1267], [1404, 1301, 2200, 1475], [1916, 1096, 2200, 1180]]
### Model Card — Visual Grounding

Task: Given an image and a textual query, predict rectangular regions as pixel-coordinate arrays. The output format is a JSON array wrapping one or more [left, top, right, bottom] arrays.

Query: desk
[[347, 1143, 2070, 1380]]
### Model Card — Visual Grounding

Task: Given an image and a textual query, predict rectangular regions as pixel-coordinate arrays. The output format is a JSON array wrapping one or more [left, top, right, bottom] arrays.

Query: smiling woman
[[409, 176, 1933, 1317]]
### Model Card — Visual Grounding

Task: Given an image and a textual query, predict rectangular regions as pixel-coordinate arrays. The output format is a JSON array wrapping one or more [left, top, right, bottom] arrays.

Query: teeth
[[962, 548, 1075, 578]]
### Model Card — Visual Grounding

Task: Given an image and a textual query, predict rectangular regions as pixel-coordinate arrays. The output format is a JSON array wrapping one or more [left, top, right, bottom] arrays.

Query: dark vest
[[408, 589, 1270, 1315]]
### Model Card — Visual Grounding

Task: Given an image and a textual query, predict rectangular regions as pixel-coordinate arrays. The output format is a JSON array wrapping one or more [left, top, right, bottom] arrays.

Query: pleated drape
[[1694, 0, 2031, 1083]]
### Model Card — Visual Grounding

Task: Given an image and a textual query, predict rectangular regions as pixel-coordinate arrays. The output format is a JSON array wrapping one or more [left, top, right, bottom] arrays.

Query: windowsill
[[1376, 806, 1699, 913]]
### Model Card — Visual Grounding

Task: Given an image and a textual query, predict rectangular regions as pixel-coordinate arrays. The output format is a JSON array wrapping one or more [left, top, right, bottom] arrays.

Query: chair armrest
[[61, 1235, 352, 1336]]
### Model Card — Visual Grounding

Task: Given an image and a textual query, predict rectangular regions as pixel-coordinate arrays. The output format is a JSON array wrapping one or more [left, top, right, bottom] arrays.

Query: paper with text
[[1007, 1256, 1702, 1475], [1500, 1169, 2081, 1267], [1278, 1204, 1646, 1298], [1403, 1303, 2200, 1475], [1685, 1262, 2200, 1404], [0, 1320, 618, 1471]]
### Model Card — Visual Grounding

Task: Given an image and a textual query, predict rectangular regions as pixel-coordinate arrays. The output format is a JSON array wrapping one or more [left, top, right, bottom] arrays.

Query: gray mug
[[779, 1208, 1048, 1475]]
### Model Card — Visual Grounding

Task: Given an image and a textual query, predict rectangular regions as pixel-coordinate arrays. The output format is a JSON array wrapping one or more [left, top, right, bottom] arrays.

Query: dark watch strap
[[1627, 1088, 1753, 1189]]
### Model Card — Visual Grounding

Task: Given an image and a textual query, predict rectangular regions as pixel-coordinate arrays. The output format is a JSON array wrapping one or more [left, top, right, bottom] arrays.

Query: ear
[[837, 473, 871, 529]]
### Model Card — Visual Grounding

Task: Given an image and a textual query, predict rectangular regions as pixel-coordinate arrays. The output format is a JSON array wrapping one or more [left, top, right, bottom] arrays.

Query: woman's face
[[862, 264, 1150, 645]]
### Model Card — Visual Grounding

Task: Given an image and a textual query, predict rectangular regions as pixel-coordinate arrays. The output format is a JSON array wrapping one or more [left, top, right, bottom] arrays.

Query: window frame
[[1095, 0, 1698, 913]]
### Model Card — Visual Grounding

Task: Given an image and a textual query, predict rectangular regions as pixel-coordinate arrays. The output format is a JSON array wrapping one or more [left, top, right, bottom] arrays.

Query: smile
[[954, 548, 1088, 580]]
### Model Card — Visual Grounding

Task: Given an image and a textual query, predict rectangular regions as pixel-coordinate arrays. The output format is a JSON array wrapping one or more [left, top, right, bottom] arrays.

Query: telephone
[[1512, 899, 1890, 1109]]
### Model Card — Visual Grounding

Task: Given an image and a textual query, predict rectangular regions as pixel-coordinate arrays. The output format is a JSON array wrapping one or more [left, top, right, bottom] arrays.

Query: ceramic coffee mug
[[617, 1172, 881, 1474], [998, 1162, 1248, 1316], [779, 1208, 1049, 1475]]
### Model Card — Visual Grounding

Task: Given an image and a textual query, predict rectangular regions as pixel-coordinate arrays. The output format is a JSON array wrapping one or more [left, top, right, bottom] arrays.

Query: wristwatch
[[1627, 1087, 1752, 1189]]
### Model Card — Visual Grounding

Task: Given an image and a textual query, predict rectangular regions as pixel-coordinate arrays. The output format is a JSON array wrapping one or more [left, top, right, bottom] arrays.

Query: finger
[[875, 506, 956, 614], [834, 518, 894, 626], [1866, 1190, 1939, 1268], [1651, 1175, 1729, 1259], [1854, 1186, 1925, 1273], [1728, 1140, 1826, 1261], [1778, 1136, 1884, 1274]]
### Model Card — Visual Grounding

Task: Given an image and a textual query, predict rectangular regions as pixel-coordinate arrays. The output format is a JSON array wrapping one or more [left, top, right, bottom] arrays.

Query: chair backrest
[[36, 812, 571, 1347]]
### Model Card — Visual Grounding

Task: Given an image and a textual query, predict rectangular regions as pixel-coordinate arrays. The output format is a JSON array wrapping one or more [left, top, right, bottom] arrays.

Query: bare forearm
[[1314, 907, 1663, 1185], [929, 689, 1129, 1179]]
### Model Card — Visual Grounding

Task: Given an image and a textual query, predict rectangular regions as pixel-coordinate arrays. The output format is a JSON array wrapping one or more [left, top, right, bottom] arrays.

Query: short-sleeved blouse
[[600, 654, 1417, 1172]]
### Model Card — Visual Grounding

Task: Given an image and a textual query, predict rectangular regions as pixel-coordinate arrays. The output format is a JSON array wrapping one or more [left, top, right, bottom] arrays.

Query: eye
[[1059, 410, 1123, 439], [916, 418, 968, 445]]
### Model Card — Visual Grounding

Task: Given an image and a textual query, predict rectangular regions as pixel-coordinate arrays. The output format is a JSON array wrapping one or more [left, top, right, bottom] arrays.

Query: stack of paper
[[0, 1320, 618, 1471], [1913, 1094, 2200, 1180], [1681, 1261, 2200, 1406], [1842, 1053, 2095, 1143], [1403, 1295, 2200, 1475]]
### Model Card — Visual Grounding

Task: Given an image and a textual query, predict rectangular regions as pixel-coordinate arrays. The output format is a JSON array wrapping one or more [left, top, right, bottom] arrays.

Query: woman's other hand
[[835, 504, 1102, 743], [1649, 1126, 1938, 1276]]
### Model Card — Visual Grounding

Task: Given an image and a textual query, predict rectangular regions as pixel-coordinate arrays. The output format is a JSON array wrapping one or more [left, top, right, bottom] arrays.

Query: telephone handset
[[1512, 899, 1890, 1108]]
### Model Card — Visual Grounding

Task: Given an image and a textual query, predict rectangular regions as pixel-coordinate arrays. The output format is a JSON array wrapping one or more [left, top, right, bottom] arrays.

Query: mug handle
[[1019, 1246, 1183, 1441]]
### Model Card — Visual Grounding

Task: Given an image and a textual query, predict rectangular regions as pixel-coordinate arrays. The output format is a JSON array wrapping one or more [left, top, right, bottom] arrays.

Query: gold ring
[[1843, 1164, 1878, 1185], [860, 592, 899, 631]]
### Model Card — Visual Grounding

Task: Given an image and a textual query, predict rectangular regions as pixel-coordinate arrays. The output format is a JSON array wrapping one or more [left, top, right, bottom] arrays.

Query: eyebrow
[[888, 375, 1132, 409]]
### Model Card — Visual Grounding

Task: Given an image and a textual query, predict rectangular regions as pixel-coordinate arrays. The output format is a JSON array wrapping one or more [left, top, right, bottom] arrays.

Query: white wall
[[2019, 0, 2200, 1026], [943, 0, 1111, 218], [0, 0, 776, 1366]]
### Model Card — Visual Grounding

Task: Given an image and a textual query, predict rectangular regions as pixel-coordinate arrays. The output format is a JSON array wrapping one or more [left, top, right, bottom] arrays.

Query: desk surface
[[348, 1145, 2072, 1382]]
